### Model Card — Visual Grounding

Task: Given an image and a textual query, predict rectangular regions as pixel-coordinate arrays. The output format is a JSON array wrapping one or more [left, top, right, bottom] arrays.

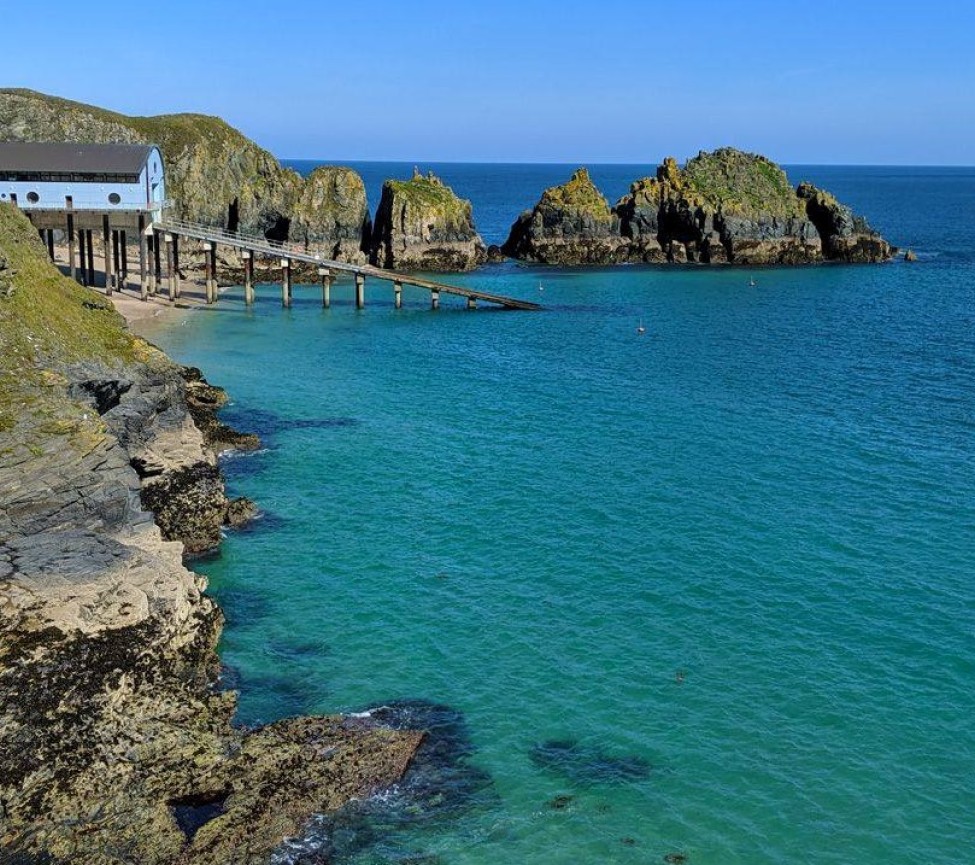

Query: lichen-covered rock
[[289, 165, 372, 263], [0, 89, 371, 261], [370, 169, 487, 271], [0, 204, 421, 864], [502, 168, 634, 264], [503, 149, 894, 267], [797, 181, 895, 262]]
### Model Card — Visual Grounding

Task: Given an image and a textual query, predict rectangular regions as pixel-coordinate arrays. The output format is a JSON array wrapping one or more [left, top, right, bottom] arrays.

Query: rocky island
[[370, 169, 487, 271], [0, 204, 421, 863], [503, 148, 894, 266]]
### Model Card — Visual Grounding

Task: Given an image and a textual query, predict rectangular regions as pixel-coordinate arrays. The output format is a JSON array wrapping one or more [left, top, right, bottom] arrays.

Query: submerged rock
[[529, 739, 652, 784], [503, 149, 895, 266], [370, 169, 487, 271]]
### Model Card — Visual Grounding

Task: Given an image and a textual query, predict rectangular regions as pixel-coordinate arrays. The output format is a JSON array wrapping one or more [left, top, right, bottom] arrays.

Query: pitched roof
[[0, 142, 155, 174]]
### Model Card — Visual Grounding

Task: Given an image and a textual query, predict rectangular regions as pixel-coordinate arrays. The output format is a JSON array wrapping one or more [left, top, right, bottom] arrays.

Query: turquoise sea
[[146, 163, 975, 865]]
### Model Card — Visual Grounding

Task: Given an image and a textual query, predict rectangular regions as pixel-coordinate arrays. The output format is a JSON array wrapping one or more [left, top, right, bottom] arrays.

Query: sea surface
[[146, 163, 975, 865]]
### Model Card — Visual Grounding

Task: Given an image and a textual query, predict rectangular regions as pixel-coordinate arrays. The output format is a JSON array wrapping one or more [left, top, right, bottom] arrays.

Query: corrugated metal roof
[[0, 142, 155, 173]]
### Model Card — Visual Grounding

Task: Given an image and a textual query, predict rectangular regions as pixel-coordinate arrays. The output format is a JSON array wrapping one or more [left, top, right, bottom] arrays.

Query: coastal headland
[[0, 89, 894, 276], [0, 203, 422, 863]]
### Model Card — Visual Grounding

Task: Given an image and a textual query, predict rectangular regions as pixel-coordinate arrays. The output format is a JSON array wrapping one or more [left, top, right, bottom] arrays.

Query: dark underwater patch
[[529, 738, 652, 784], [218, 406, 359, 444], [263, 636, 329, 664], [212, 586, 273, 627], [240, 672, 326, 721]]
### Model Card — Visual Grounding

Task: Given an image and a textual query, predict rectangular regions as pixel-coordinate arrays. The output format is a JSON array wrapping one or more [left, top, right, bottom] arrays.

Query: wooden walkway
[[147, 218, 542, 311]]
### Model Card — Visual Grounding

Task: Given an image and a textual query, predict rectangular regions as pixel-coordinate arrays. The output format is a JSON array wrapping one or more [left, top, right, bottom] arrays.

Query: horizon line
[[279, 157, 975, 169]]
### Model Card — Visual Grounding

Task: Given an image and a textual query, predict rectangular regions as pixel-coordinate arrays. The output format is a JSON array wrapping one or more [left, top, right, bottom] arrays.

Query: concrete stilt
[[152, 231, 162, 295], [86, 231, 95, 287], [281, 258, 292, 308], [46, 229, 55, 261], [112, 230, 121, 289], [138, 215, 148, 301], [355, 273, 365, 309], [431, 289, 440, 310], [203, 242, 214, 304], [120, 230, 128, 284], [394, 280, 402, 309], [67, 214, 76, 281], [318, 266, 330, 308], [172, 234, 181, 298], [102, 215, 113, 296], [243, 250, 254, 305], [165, 234, 175, 301], [77, 229, 88, 286], [210, 243, 218, 303], [467, 296, 477, 310]]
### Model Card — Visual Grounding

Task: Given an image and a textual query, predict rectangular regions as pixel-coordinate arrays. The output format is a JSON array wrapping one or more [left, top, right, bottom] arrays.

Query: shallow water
[[149, 165, 975, 864]]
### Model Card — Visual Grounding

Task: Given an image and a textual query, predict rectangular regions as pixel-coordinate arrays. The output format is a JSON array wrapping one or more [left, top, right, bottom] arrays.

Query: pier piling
[[431, 289, 440, 310], [102, 216, 113, 296], [281, 258, 292, 308], [66, 213, 76, 281], [319, 266, 331, 308], [355, 273, 365, 309], [165, 234, 175, 301], [203, 242, 214, 304], [394, 280, 402, 309], [243, 250, 254, 305]]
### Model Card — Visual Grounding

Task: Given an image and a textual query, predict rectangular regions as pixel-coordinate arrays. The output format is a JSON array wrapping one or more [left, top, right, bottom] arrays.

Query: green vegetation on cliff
[[539, 168, 613, 222], [0, 204, 142, 437], [386, 171, 473, 226], [681, 148, 805, 218]]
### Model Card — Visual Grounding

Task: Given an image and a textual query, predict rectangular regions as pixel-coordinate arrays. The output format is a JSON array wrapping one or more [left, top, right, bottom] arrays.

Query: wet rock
[[529, 739, 652, 784], [904, 248, 918, 262], [797, 181, 895, 262], [664, 852, 688, 864], [549, 794, 574, 809]]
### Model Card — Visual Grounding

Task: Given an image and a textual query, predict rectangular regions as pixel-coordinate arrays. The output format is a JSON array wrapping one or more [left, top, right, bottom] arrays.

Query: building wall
[[0, 146, 166, 212]]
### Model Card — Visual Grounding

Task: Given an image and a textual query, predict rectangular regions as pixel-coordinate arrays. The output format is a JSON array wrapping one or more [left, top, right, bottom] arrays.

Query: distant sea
[[146, 162, 975, 865]]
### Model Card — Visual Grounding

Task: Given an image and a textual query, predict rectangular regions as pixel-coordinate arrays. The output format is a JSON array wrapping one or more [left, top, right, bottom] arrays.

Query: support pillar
[[394, 280, 402, 309], [112, 230, 121, 289], [86, 231, 95, 288], [431, 289, 440, 310], [243, 250, 254, 305], [203, 242, 214, 304], [102, 215, 114, 296], [172, 234, 181, 298], [317, 266, 331, 308], [138, 215, 148, 301], [152, 231, 162, 295], [77, 229, 88, 286], [165, 234, 176, 301], [67, 213, 76, 281], [355, 273, 365, 309], [467, 296, 477, 310], [281, 258, 291, 308], [46, 229, 55, 261], [120, 230, 128, 283], [210, 243, 218, 303]]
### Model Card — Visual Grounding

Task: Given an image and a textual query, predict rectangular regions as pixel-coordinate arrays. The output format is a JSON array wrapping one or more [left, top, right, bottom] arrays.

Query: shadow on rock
[[530, 739, 652, 785]]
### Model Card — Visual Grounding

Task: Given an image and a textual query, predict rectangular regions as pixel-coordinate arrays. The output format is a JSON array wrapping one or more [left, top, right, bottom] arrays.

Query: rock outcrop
[[501, 168, 635, 264], [370, 169, 487, 271], [503, 149, 895, 266], [0, 203, 422, 864], [0, 89, 371, 259]]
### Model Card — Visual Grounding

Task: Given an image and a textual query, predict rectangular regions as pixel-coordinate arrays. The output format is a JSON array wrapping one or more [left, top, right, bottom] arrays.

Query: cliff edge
[[0, 204, 421, 864]]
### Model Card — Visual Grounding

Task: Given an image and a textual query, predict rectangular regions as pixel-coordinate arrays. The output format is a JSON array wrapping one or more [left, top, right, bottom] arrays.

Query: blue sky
[[2, 0, 972, 164]]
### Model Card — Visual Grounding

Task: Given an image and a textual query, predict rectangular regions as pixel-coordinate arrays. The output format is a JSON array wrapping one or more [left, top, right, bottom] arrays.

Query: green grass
[[682, 148, 804, 218]]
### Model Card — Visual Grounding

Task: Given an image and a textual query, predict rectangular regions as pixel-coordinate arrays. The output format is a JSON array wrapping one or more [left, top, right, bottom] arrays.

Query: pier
[[148, 218, 542, 312]]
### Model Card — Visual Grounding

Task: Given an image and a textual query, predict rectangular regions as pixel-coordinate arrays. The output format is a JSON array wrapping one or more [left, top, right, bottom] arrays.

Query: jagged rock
[[370, 169, 487, 271], [0, 204, 421, 864], [289, 165, 372, 263], [904, 249, 917, 262], [0, 89, 370, 261], [502, 168, 632, 265], [797, 181, 895, 262], [503, 149, 894, 267]]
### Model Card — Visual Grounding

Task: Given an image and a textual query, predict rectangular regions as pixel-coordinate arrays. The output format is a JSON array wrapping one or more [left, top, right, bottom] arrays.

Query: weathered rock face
[[370, 170, 487, 271], [797, 181, 894, 262], [503, 149, 895, 266], [0, 88, 371, 260], [502, 168, 634, 264], [0, 204, 421, 864], [289, 166, 372, 263]]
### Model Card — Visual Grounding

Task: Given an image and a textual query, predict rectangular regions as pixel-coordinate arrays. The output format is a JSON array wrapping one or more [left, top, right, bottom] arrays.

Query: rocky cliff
[[0, 204, 421, 864], [0, 89, 371, 258], [370, 169, 487, 271], [503, 149, 894, 266]]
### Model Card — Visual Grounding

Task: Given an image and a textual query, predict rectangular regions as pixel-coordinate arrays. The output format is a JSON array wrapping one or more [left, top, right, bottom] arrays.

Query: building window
[[26, 191, 40, 204], [108, 192, 121, 205]]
